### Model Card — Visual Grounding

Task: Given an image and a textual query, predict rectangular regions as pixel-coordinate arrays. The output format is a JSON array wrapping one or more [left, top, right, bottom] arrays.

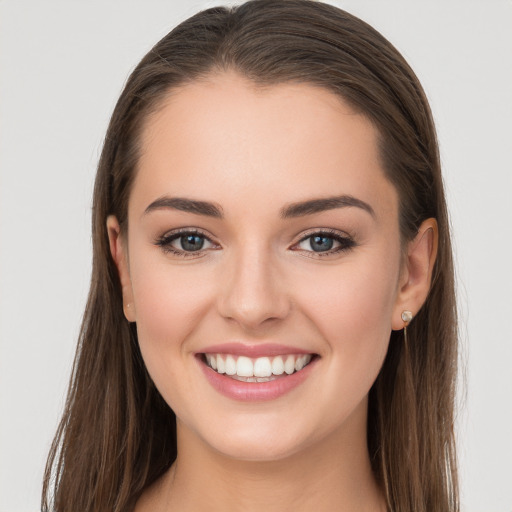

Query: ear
[[392, 218, 438, 330], [106, 215, 136, 322]]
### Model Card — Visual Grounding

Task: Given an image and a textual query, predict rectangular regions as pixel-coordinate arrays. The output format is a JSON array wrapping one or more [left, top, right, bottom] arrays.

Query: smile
[[197, 348, 319, 401], [203, 353, 313, 382]]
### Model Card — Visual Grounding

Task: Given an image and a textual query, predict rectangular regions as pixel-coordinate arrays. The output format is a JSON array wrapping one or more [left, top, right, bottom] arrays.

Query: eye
[[155, 229, 218, 257], [176, 233, 208, 252], [293, 230, 355, 256]]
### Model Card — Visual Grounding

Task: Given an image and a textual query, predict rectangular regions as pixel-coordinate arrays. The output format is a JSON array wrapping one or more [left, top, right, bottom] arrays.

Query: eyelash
[[154, 228, 356, 259], [155, 228, 219, 258], [292, 228, 356, 258]]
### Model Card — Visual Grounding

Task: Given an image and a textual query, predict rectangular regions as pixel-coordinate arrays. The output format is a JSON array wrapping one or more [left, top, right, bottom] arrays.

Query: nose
[[216, 244, 291, 332]]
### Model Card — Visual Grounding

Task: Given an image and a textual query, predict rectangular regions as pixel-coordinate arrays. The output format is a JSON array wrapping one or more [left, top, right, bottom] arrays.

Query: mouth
[[201, 353, 315, 382], [195, 341, 320, 401]]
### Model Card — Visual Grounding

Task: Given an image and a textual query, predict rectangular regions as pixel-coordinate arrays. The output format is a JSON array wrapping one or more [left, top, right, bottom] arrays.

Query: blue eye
[[156, 230, 216, 257], [295, 231, 354, 255], [179, 234, 205, 251], [309, 235, 334, 252]]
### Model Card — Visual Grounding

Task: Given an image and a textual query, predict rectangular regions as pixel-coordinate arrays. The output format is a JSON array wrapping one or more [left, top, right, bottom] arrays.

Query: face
[[113, 72, 407, 461]]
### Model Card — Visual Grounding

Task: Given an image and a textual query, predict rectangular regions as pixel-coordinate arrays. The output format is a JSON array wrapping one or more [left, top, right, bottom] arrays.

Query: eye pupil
[[181, 234, 204, 251], [310, 236, 334, 252]]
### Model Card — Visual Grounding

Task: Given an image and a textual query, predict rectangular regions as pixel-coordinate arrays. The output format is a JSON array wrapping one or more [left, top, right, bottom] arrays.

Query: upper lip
[[197, 342, 315, 358]]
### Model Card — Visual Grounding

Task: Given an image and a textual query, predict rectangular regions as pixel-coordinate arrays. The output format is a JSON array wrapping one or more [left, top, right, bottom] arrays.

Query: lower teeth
[[229, 374, 283, 382]]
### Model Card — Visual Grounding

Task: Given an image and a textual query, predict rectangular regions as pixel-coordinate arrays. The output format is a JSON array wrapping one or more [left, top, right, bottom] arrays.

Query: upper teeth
[[205, 354, 312, 377]]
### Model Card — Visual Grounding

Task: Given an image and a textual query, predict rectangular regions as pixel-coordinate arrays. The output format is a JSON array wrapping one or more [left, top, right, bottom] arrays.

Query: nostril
[[215, 263, 291, 328], [217, 298, 291, 330]]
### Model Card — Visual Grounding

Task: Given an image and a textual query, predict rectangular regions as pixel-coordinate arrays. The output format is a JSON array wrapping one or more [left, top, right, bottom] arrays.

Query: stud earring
[[401, 310, 413, 326], [401, 310, 413, 347]]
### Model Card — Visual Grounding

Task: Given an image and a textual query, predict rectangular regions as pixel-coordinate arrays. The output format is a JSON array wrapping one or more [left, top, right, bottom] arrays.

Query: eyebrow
[[280, 195, 375, 219], [143, 194, 375, 219], [143, 196, 224, 218]]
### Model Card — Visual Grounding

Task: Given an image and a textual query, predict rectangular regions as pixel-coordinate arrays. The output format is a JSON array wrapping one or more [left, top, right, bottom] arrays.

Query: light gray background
[[1, 1, 511, 510]]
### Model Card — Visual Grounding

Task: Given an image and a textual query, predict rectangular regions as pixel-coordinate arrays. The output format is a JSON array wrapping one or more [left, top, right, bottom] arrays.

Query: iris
[[310, 235, 334, 252], [181, 234, 205, 251]]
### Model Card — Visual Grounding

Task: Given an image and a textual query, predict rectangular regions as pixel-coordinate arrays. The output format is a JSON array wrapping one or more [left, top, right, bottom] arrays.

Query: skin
[[107, 72, 437, 511]]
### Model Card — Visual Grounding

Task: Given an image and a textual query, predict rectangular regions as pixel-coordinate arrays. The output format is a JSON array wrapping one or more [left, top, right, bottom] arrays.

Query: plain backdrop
[[1, 1, 511, 510]]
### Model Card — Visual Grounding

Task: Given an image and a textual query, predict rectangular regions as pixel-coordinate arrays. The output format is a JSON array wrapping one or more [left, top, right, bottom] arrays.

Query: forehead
[[133, 72, 397, 220]]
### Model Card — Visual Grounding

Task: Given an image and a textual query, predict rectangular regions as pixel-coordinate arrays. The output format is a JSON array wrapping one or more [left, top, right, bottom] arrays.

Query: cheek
[[301, 253, 398, 330], [296, 255, 399, 394], [129, 257, 216, 371]]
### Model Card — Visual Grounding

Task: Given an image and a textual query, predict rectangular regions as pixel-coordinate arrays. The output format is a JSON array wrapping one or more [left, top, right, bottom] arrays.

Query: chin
[[192, 415, 316, 463], [212, 436, 305, 462]]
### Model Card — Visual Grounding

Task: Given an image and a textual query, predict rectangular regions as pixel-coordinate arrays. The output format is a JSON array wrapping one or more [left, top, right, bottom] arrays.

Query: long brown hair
[[42, 1, 458, 510]]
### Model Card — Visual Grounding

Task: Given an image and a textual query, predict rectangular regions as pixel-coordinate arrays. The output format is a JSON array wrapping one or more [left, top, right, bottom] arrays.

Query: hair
[[42, 1, 458, 511]]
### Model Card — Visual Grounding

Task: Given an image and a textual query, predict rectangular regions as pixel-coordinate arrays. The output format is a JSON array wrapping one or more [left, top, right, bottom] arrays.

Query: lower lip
[[197, 355, 318, 401]]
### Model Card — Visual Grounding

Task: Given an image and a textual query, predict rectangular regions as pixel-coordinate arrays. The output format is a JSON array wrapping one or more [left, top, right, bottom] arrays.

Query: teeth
[[236, 356, 253, 377], [231, 375, 278, 383], [272, 356, 285, 375], [225, 355, 236, 375], [295, 355, 309, 371], [284, 355, 295, 375], [254, 357, 272, 377], [204, 353, 313, 378], [208, 354, 217, 370], [216, 355, 226, 374]]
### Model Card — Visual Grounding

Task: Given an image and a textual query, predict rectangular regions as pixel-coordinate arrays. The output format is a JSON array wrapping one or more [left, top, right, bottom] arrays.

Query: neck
[[147, 401, 386, 512]]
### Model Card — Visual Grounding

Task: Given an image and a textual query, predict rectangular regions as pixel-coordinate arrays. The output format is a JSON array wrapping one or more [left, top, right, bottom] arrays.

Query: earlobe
[[106, 215, 136, 322], [392, 218, 438, 330]]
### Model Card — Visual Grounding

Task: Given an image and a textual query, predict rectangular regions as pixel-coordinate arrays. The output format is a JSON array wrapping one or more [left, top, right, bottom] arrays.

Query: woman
[[42, 1, 459, 510]]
